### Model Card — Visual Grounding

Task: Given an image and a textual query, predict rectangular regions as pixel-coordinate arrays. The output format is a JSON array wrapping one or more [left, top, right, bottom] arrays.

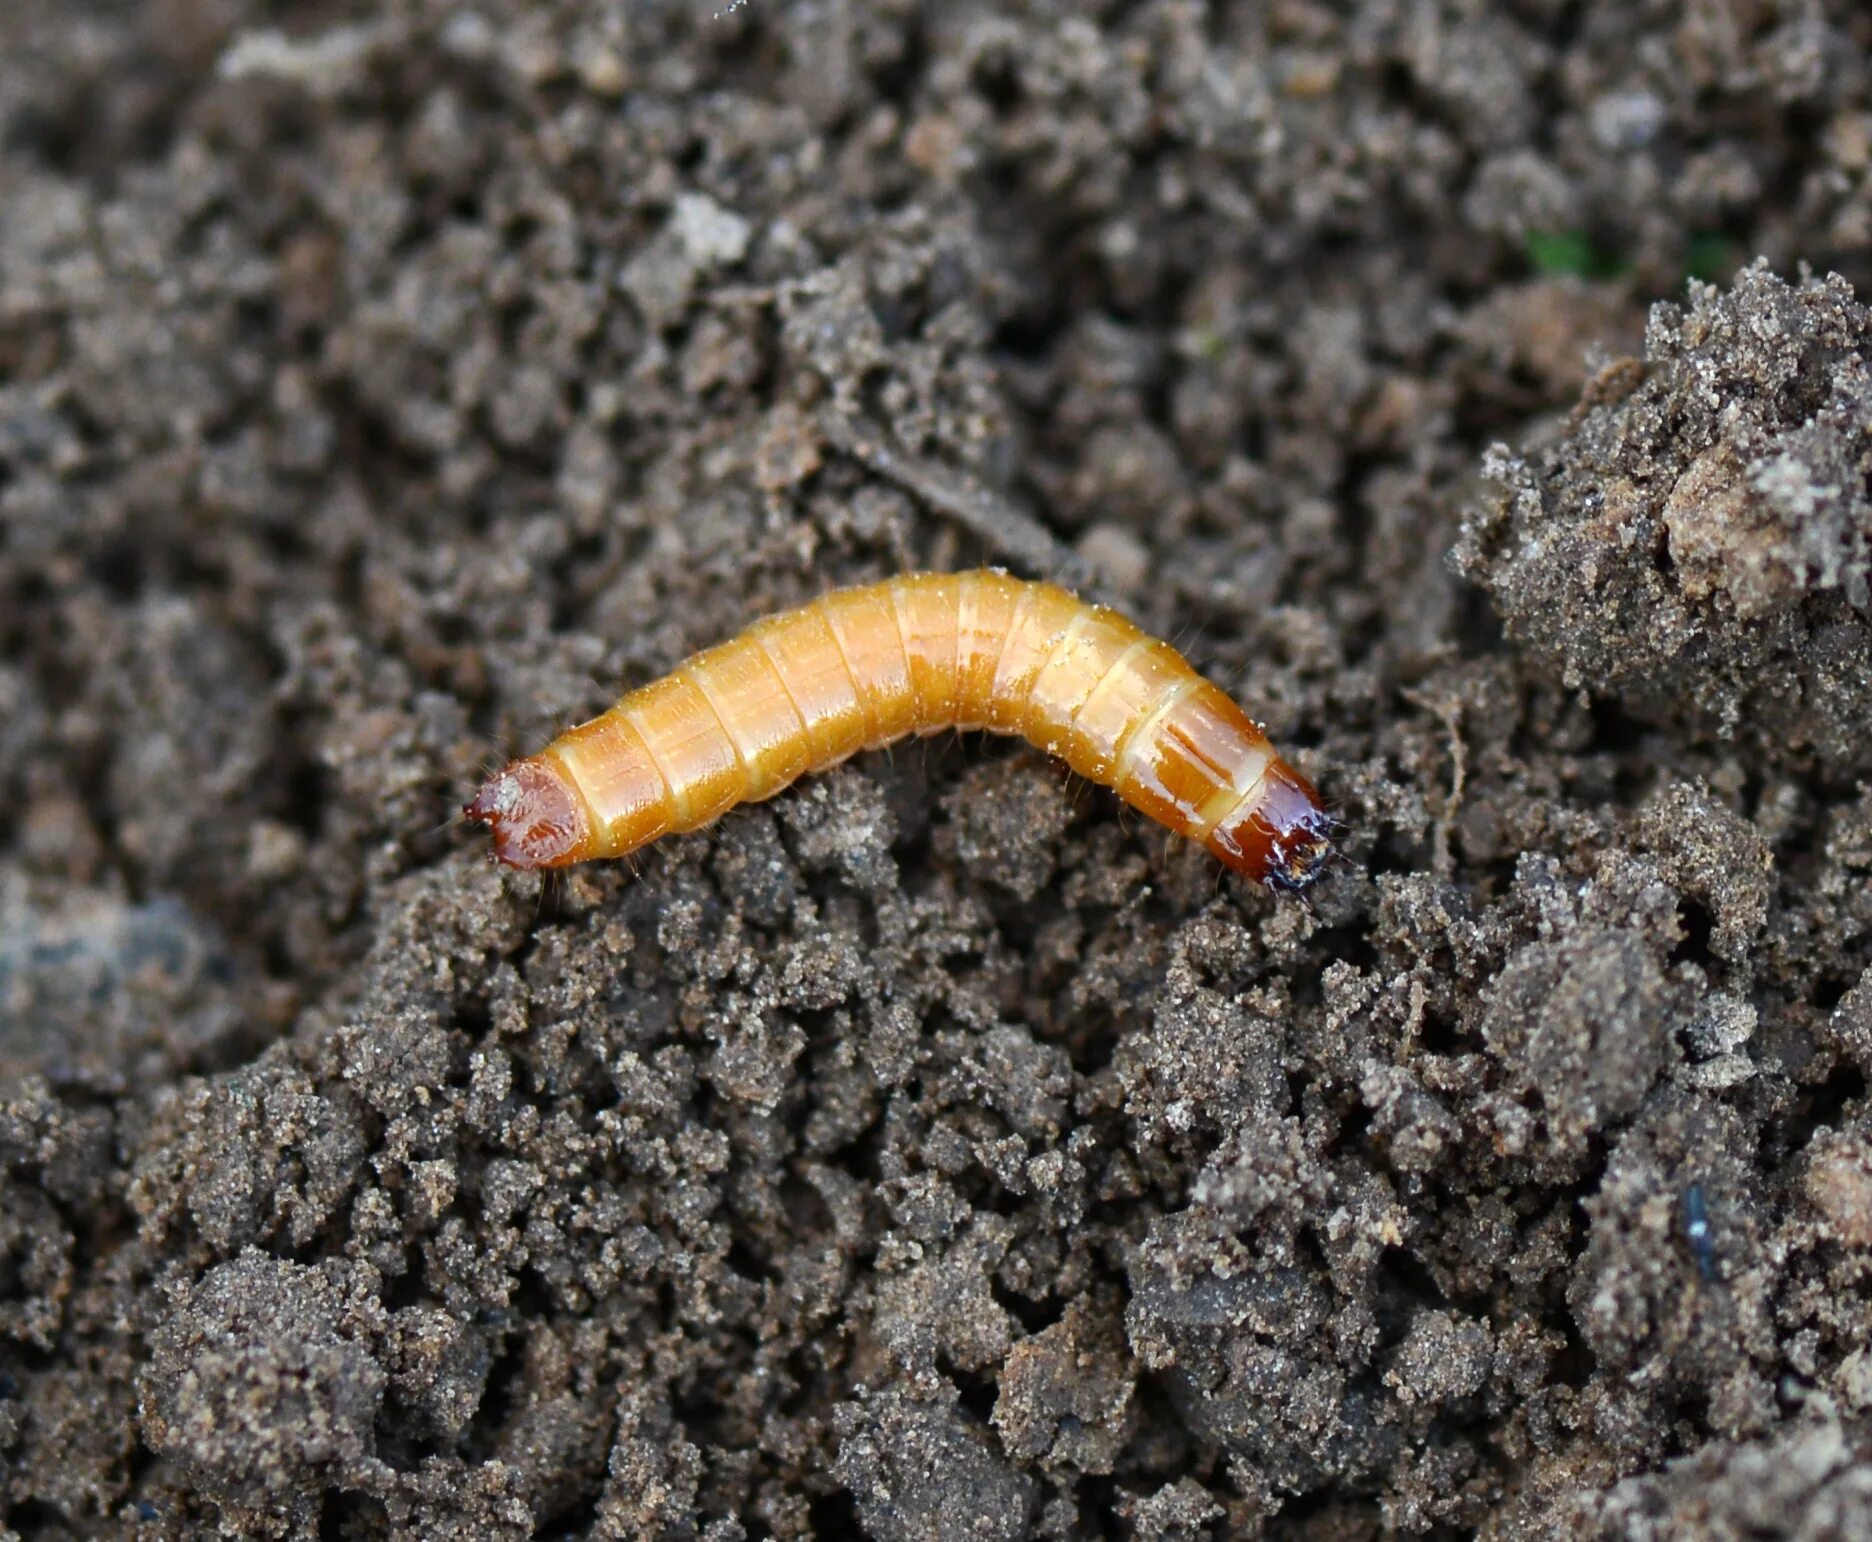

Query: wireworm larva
[[467, 572, 1333, 890]]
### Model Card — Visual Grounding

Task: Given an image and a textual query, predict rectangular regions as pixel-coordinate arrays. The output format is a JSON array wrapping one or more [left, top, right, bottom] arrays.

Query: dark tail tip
[[1261, 820, 1335, 894], [1237, 763, 1335, 896]]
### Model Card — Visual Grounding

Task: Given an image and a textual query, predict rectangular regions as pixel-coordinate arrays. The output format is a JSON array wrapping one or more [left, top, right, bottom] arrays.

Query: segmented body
[[467, 572, 1332, 889]]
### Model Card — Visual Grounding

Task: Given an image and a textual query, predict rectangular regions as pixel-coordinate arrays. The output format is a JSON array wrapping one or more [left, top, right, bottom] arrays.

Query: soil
[[2, 2, 1871, 1538]]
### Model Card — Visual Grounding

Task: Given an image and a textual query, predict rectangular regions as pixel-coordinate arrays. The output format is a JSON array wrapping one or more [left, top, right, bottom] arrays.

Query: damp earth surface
[[3, 2, 1872, 1537]]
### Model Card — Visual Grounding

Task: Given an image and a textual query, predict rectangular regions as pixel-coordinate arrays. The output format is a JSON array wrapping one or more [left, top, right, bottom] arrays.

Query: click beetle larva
[[467, 572, 1333, 890]]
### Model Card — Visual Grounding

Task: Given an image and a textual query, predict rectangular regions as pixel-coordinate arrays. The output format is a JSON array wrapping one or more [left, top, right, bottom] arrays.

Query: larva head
[[465, 756, 592, 869]]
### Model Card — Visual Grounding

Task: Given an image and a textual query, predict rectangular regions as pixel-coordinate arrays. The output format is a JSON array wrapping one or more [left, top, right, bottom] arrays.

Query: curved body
[[467, 572, 1332, 889]]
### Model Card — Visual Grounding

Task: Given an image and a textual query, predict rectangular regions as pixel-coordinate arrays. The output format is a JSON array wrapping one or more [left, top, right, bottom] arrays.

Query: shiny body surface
[[467, 573, 1332, 887]]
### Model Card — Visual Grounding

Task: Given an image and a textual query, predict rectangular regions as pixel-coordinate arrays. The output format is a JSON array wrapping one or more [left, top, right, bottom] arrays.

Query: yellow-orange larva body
[[466, 572, 1333, 889]]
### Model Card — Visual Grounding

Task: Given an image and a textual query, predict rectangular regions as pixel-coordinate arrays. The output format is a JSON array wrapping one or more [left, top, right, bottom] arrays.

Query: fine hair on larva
[[466, 571, 1334, 891]]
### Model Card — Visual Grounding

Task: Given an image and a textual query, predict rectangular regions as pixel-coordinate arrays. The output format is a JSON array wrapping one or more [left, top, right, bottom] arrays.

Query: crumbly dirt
[[2, 2, 1870, 1538], [1458, 262, 1872, 770]]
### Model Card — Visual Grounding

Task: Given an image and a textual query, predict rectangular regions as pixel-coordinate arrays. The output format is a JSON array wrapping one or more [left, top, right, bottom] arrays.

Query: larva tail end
[[466, 756, 592, 870], [1261, 817, 1336, 895], [1215, 763, 1335, 895]]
